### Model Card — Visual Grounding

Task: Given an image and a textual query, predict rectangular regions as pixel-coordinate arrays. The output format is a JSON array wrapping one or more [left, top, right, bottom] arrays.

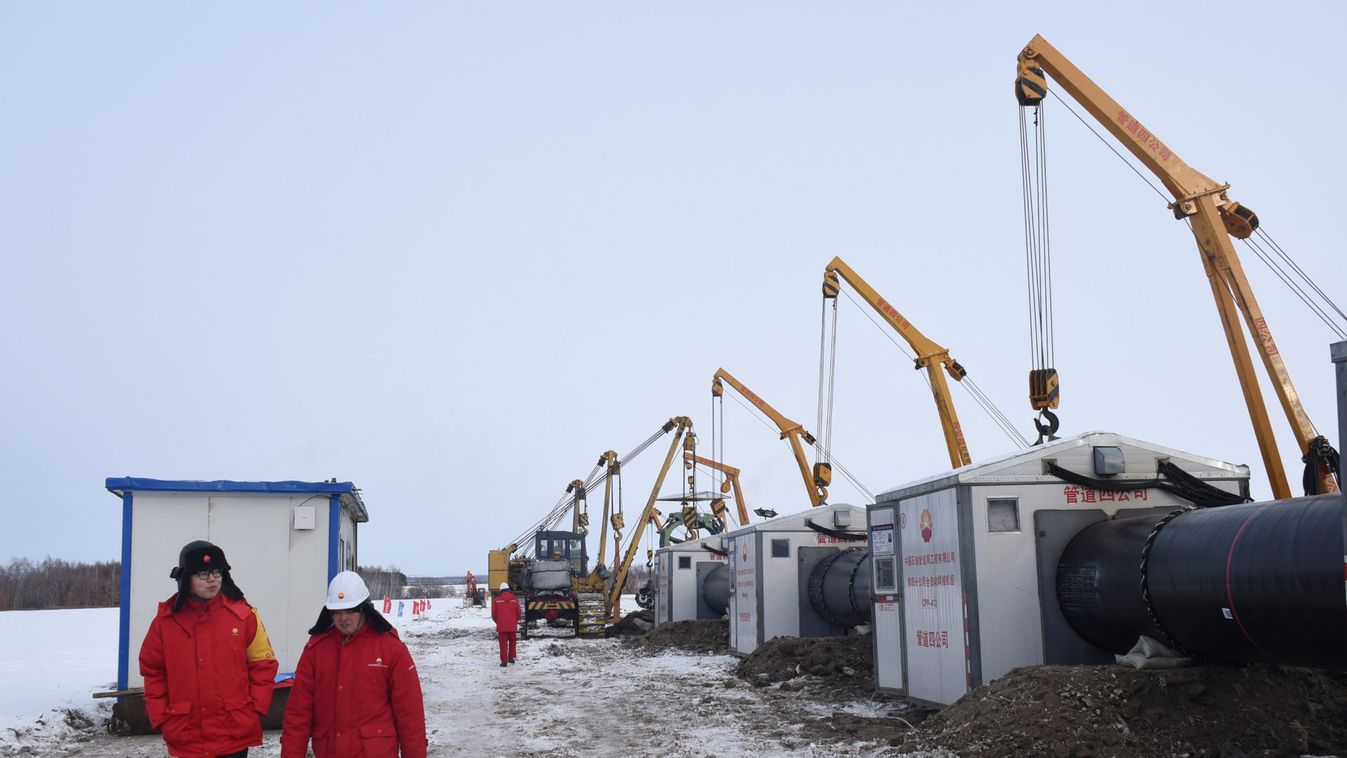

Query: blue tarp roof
[[105, 477, 369, 522]]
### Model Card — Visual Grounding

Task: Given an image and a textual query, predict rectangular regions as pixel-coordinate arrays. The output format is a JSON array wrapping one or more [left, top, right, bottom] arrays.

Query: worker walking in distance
[[492, 582, 522, 667], [281, 571, 427, 758], [139, 540, 278, 758]]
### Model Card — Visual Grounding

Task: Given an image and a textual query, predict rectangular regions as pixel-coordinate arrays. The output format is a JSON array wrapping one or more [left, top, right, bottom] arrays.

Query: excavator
[[822, 256, 973, 468], [487, 416, 696, 637], [712, 368, 830, 508], [1014, 34, 1339, 497]]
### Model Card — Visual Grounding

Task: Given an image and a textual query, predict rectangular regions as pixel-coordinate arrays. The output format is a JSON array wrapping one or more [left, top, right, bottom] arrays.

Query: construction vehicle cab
[[517, 529, 590, 638], [534, 530, 588, 575]]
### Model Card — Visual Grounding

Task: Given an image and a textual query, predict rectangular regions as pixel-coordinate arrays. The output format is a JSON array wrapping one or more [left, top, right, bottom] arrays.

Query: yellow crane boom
[[1014, 34, 1338, 498], [712, 368, 829, 507], [683, 452, 750, 527], [607, 416, 694, 614], [823, 256, 972, 468]]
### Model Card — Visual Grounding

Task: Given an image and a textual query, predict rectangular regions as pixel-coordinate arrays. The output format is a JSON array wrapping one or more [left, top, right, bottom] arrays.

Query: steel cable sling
[[1020, 99, 1059, 444]]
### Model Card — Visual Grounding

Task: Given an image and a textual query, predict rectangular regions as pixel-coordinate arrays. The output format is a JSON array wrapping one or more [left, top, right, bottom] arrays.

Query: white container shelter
[[652, 537, 728, 625], [864, 432, 1249, 707], [106, 477, 369, 691], [724, 502, 866, 656]]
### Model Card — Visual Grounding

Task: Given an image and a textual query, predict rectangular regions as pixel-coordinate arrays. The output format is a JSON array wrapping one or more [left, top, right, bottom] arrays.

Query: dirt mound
[[625, 618, 727, 654], [734, 635, 876, 698], [606, 609, 654, 637], [898, 664, 1347, 757], [735, 634, 873, 682]]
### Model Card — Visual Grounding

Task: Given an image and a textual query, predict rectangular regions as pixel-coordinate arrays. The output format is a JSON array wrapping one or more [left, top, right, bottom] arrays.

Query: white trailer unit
[[865, 432, 1249, 706], [725, 502, 867, 656], [652, 537, 729, 625], [106, 478, 369, 691]]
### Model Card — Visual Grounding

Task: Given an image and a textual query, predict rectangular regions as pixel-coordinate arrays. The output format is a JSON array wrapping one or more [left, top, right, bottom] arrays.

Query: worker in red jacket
[[281, 571, 427, 758], [139, 540, 278, 758], [491, 582, 522, 667]]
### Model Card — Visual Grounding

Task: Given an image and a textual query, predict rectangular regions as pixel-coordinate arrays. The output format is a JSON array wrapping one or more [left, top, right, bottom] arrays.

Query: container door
[[869, 506, 904, 692]]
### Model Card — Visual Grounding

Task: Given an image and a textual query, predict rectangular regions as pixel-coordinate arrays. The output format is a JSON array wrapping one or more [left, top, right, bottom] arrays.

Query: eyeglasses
[[194, 569, 223, 581]]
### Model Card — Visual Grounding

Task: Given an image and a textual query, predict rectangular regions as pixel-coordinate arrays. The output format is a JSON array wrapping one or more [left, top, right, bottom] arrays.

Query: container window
[[874, 556, 896, 591], [771, 539, 790, 558], [987, 498, 1020, 533], [678, 556, 692, 569]]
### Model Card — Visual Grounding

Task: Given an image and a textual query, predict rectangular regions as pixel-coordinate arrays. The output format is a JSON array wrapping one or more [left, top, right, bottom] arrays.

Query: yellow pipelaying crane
[[712, 368, 830, 507], [606, 416, 695, 617], [822, 256, 972, 469], [683, 452, 751, 528], [488, 416, 694, 631], [1014, 34, 1338, 498]]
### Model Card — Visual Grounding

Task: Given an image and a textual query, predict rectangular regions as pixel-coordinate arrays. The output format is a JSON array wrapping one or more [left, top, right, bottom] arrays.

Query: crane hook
[[1032, 409, 1060, 446]]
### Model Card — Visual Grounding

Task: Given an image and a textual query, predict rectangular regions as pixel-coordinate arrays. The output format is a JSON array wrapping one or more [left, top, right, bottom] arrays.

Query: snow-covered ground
[[2, 599, 923, 757]]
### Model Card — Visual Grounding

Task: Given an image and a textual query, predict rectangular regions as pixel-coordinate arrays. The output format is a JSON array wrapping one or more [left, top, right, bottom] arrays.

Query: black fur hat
[[170, 540, 244, 611], [307, 599, 393, 635]]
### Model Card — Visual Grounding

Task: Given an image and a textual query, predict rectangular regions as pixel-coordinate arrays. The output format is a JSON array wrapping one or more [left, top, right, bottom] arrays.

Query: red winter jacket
[[139, 593, 279, 758], [491, 590, 522, 633], [281, 622, 427, 758]]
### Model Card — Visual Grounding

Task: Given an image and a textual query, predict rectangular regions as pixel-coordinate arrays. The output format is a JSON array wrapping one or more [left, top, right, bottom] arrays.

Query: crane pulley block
[[710, 499, 727, 519], [1015, 60, 1047, 106], [813, 461, 833, 489], [681, 505, 698, 529], [610, 512, 624, 531], [1029, 368, 1060, 410]]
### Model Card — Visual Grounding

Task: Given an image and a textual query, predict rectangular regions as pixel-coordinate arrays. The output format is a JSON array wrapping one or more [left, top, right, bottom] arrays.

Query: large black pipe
[[1057, 494, 1347, 669], [807, 549, 872, 628], [702, 563, 729, 616]]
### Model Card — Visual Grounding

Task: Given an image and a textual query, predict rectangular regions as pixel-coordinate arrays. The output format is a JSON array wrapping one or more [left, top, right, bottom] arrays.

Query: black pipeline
[[1057, 494, 1347, 669], [807, 549, 872, 628], [702, 564, 730, 616]]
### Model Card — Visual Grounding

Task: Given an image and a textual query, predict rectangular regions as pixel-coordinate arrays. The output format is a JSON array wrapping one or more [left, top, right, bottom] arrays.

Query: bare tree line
[[0, 559, 629, 611], [0, 557, 120, 610], [357, 564, 407, 600]]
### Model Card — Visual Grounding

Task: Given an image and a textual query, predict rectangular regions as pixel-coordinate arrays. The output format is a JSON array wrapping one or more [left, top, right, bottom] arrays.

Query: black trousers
[[216, 751, 247, 758]]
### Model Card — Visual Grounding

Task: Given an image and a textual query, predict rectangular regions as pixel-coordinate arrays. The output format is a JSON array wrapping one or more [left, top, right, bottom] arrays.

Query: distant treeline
[[0, 559, 621, 610], [357, 565, 407, 601], [0, 557, 120, 610]]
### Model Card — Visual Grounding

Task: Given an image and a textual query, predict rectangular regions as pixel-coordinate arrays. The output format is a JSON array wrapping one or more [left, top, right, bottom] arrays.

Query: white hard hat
[[498, 582, 510, 592], [327, 571, 370, 610]]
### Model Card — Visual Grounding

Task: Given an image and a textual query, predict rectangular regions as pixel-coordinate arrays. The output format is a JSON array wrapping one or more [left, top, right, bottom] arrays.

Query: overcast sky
[[2, 3, 1344, 576]]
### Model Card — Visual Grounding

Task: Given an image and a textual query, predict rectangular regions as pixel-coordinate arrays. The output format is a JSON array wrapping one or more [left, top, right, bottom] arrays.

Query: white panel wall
[[283, 495, 332, 674], [729, 534, 758, 655], [126, 491, 344, 685], [669, 551, 700, 621], [206, 494, 296, 674], [653, 551, 670, 625], [899, 488, 966, 706], [968, 486, 1045, 683], [127, 493, 208, 689]]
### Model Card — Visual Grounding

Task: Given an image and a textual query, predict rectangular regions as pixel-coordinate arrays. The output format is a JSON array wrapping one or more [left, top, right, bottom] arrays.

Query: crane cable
[[816, 293, 840, 466], [833, 285, 1028, 450], [1048, 89, 1347, 341], [509, 422, 681, 556], [721, 390, 874, 503], [1020, 100, 1059, 444]]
